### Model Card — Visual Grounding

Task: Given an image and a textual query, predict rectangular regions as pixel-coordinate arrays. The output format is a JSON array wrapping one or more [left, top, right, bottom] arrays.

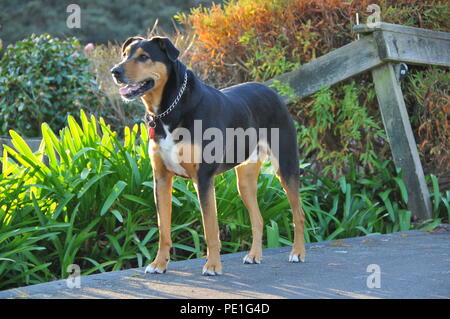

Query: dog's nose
[[111, 66, 124, 78]]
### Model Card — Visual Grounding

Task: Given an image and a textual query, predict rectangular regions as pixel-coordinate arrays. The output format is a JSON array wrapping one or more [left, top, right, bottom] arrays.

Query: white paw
[[202, 265, 222, 276], [145, 264, 166, 274], [289, 254, 305, 263], [243, 255, 261, 264]]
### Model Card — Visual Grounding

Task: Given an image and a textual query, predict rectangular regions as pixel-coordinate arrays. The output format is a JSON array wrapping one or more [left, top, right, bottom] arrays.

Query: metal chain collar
[[146, 71, 188, 127]]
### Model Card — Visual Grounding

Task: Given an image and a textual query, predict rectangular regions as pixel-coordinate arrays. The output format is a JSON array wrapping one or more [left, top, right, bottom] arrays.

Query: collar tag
[[149, 126, 155, 140]]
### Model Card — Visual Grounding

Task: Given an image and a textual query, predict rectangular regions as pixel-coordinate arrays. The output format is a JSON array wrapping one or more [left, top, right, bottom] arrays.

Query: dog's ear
[[150, 36, 180, 62], [121, 36, 144, 54]]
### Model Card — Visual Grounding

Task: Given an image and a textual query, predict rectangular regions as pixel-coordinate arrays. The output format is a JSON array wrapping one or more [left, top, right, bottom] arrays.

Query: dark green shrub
[[403, 67, 450, 175], [294, 81, 389, 178], [0, 34, 100, 137]]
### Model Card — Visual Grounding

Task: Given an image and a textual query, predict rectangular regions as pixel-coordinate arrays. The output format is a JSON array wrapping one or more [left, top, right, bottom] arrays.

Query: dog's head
[[111, 36, 179, 101]]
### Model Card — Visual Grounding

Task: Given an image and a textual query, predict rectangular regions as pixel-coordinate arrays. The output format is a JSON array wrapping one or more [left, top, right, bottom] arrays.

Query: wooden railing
[[266, 22, 450, 220]]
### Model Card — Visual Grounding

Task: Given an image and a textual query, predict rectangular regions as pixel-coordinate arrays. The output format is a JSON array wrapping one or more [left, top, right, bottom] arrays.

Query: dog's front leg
[[195, 175, 222, 276], [145, 154, 174, 274]]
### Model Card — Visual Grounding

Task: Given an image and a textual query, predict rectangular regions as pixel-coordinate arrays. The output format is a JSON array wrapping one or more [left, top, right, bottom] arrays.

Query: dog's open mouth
[[119, 78, 155, 100]]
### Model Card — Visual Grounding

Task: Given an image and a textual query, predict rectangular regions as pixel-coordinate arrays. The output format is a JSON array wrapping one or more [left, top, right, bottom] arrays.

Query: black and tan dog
[[111, 36, 305, 276]]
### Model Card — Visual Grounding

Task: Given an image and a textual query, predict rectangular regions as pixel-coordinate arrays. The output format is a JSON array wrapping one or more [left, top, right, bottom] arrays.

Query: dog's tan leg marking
[[236, 160, 264, 264], [145, 153, 174, 274], [277, 173, 306, 262], [179, 142, 201, 180], [194, 179, 222, 275]]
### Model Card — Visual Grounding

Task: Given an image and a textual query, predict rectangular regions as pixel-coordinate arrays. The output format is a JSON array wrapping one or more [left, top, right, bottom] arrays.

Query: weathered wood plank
[[353, 22, 450, 40], [375, 30, 450, 67], [265, 36, 383, 99], [371, 63, 432, 220], [268, 23, 450, 101], [354, 23, 450, 67]]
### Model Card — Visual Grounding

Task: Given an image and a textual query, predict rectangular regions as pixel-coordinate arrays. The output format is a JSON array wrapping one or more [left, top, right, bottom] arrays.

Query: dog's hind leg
[[235, 160, 264, 264], [270, 127, 306, 263], [277, 173, 306, 262]]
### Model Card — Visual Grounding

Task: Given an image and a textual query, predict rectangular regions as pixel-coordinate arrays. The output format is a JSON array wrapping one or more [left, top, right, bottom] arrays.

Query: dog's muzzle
[[111, 66, 155, 100]]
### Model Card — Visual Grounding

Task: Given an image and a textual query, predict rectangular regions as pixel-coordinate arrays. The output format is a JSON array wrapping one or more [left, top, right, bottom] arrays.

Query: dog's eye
[[139, 54, 149, 61]]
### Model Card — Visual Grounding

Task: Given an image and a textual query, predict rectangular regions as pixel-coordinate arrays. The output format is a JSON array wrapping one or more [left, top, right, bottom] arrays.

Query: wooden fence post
[[371, 62, 432, 220]]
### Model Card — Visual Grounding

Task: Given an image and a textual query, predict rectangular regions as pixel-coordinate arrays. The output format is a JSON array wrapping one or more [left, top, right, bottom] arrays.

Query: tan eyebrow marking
[[124, 40, 141, 57], [133, 48, 150, 59]]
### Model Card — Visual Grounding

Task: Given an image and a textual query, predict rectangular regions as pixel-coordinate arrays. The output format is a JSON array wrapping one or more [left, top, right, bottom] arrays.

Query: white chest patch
[[149, 125, 188, 177]]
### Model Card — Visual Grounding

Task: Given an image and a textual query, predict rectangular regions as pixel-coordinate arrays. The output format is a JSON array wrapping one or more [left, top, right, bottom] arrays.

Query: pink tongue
[[119, 84, 139, 95], [119, 87, 129, 95]]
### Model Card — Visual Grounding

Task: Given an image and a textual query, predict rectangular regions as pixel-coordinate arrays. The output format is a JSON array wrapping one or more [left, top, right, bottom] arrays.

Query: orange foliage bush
[[177, 0, 448, 87]]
